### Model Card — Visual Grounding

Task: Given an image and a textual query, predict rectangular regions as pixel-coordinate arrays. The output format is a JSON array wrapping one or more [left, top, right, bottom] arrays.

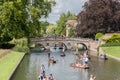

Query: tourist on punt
[[48, 74, 55, 80], [48, 52, 51, 58], [90, 75, 96, 80], [38, 73, 43, 80], [41, 64, 46, 76]]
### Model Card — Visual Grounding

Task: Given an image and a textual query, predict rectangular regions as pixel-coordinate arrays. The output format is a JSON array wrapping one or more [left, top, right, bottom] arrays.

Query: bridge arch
[[57, 42, 67, 50], [77, 43, 88, 50]]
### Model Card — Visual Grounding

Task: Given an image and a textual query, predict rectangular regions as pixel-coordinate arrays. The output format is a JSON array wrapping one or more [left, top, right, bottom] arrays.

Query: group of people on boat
[[71, 51, 89, 69], [48, 50, 66, 64], [47, 52, 57, 64], [38, 64, 55, 80], [49, 57, 57, 63]]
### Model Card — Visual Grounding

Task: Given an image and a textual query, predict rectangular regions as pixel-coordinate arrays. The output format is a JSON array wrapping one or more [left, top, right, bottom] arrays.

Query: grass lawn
[[0, 51, 25, 80], [102, 46, 120, 57], [0, 49, 10, 57]]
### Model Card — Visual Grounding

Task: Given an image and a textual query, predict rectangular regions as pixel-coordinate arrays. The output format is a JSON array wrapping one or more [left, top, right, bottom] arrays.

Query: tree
[[56, 11, 77, 35], [0, 0, 55, 42], [41, 21, 49, 34], [69, 28, 74, 37], [77, 0, 120, 38], [95, 32, 104, 40], [46, 24, 56, 34], [0, 1, 27, 42]]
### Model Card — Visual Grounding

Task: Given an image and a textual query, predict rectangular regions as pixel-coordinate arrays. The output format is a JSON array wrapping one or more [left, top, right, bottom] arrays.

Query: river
[[11, 50, 120, 80]]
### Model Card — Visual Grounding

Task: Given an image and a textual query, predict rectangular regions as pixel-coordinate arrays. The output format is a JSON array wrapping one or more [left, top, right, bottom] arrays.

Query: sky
[[41, 0, 88, 24]]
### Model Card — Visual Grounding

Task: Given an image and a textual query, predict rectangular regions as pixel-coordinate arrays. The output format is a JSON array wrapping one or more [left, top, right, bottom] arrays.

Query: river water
[[11, 50, 120, 80]]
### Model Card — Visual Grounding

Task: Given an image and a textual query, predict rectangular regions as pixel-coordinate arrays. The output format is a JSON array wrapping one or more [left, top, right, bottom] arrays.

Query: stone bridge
[[30, 37, 96, 50]]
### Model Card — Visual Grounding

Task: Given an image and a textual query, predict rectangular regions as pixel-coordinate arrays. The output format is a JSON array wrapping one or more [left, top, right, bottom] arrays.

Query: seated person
[[71, 62, 82, 68], [49, 57, 56, 63], [49, 74, 55, 80], [60, 52, 66, 57], [75, 62, 82, 67], [103, 54, 108, 60], [90, 75, 96, 80]]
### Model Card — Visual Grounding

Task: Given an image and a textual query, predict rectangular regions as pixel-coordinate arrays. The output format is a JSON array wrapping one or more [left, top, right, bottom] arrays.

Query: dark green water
[[11, 50, 120, 80]]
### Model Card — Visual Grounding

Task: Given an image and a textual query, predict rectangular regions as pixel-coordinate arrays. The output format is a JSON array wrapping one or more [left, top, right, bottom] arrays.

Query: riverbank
[[101, 46, 120, 61], [0, 49, 10, 58], [0, 50, 25, 80]]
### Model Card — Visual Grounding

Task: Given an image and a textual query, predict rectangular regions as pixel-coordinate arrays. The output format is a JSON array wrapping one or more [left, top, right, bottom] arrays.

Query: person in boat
[[100, 53, 108, 60], [48, 74, 55, 80], [71, 62, 86, 69], [81, 56, 89, 69], [41, 64, 46, 76], [85, 57, 89, 65], [43, 75, 48, 80], [38, 73, 43, 80], [74, 52, 79, 55], [49, 57, 56, 63], [90, 75, 96, 80], [83, 51, 89, 58], [60, 52, 66, 57], [75, 62, 82, 67], [48, 52, 51, 58], [100, 53, 104, 58], [103, 54, 108, 60]]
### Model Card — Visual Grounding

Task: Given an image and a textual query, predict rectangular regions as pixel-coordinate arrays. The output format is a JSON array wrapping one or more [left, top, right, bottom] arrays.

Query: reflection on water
[[11, 50, 120, 80]]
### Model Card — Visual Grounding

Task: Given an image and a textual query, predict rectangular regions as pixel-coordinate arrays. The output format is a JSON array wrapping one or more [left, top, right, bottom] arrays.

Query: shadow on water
[[11, 50, 120, 80]]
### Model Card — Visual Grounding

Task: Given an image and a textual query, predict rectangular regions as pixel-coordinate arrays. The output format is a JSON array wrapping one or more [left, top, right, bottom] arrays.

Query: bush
[[9, 38, 29, 52], [95, 32, 104, 39], [103, 34, 120, 43], [0, 43, 15, 49], [12, 46, 29, 52]]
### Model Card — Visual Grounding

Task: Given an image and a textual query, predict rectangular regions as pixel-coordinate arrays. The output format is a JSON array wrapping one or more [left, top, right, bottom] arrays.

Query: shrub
[[0, 43, 15, 49], [103, 34, 120, 43], [9, 38, 29, 52], [95, 32, 104, 39]]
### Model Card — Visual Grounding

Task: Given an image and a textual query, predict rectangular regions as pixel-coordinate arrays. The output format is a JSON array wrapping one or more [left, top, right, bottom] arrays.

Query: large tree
[[77, 0, 120, 38], [0, 0, 55, 42]]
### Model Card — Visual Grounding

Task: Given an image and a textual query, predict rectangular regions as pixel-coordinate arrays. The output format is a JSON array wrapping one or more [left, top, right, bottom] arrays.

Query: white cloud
[[42, 0, 88, 24]]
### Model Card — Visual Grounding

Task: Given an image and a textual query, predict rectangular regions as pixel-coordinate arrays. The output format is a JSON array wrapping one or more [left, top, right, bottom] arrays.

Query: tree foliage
[[56, 11, 77, 35], [41, 21, 49, 34], [0, 1, 27, 42], [46, 24, 56, 34], [95, 32, 104, 39], [0, 0, 55, 42], [69, 28, 74, 37], [103, 34, 120, 43], [77, 0, 120, 38]]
